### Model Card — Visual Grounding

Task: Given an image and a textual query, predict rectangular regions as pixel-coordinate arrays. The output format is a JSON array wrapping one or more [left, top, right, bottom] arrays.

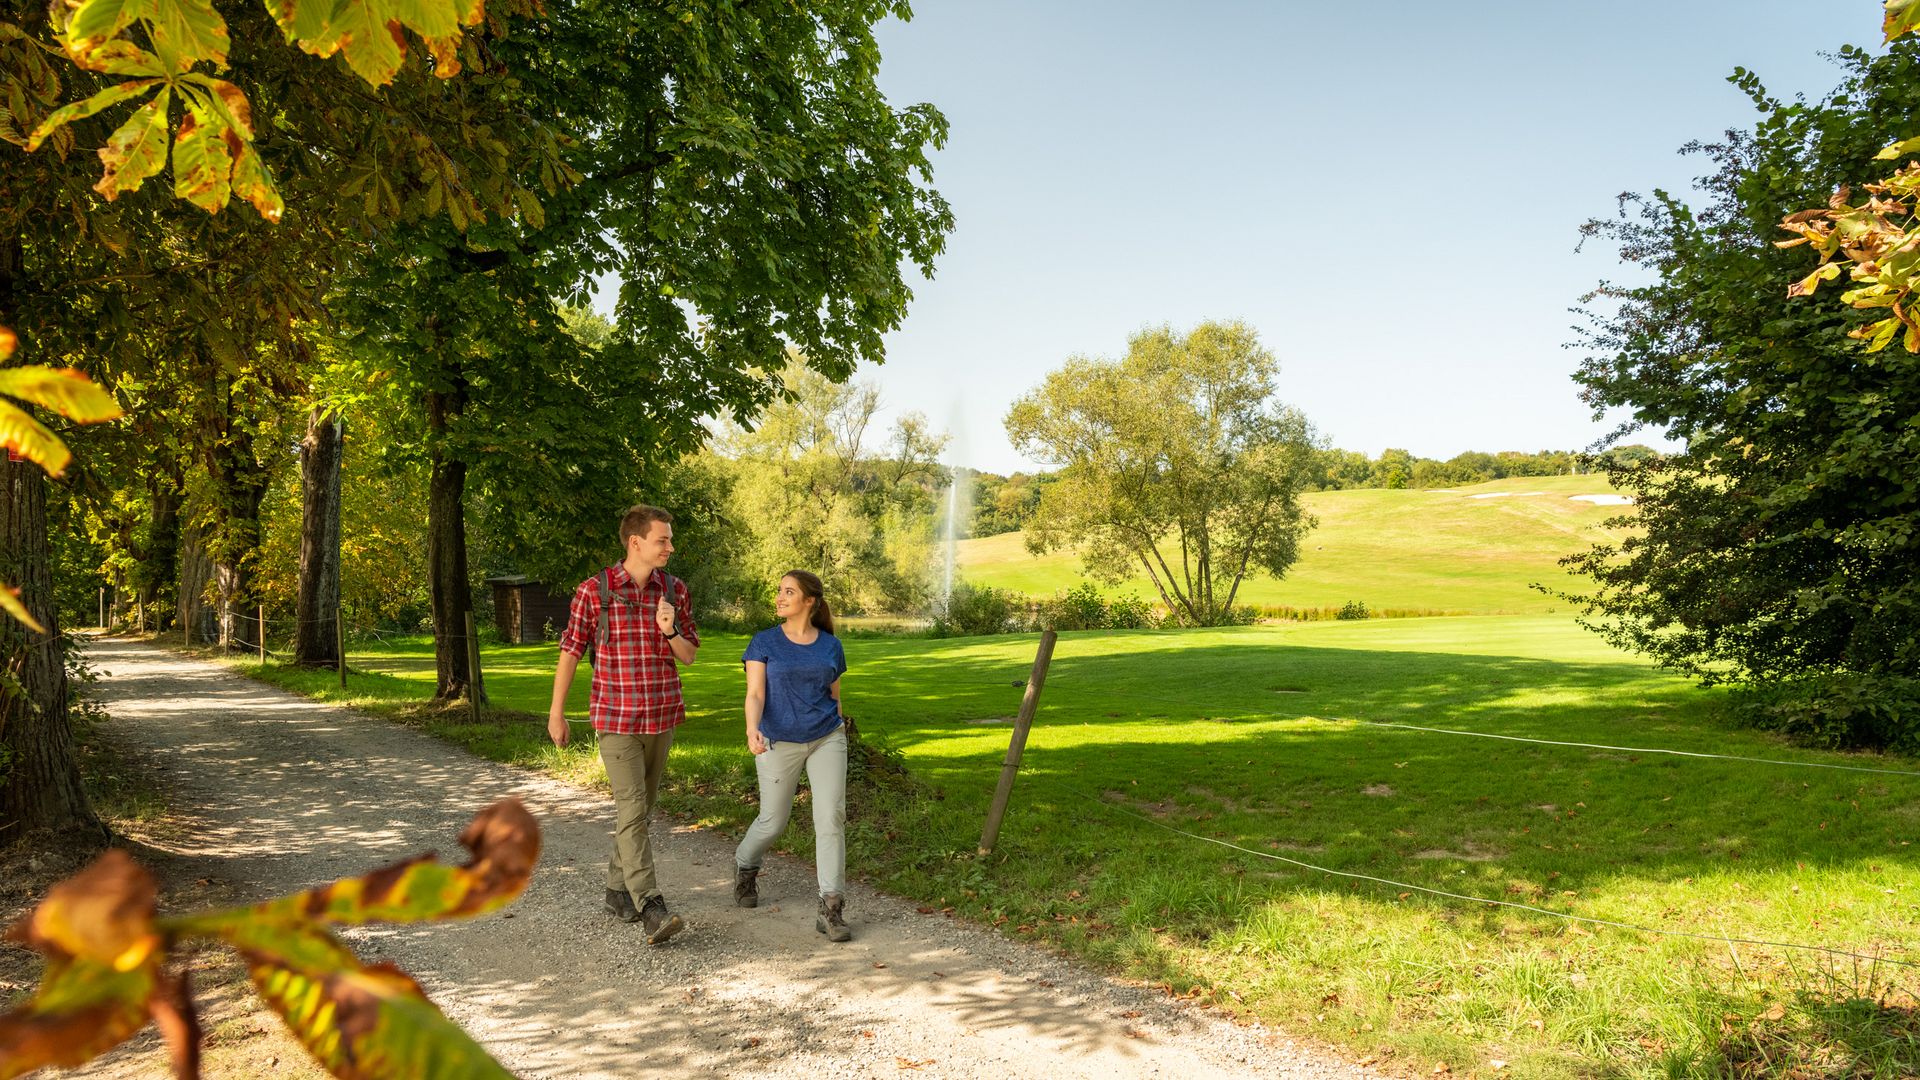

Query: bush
[[1105, 593, 1158, 630], [1031, 582, 1108, 631], [1730, 672, 1920, 755], [929, 582, 1018, 637], [1337, 600, 1370, 620]]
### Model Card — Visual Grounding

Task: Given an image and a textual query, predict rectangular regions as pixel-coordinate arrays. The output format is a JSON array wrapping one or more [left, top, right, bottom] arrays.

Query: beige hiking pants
[[600, 729, 674, 902]]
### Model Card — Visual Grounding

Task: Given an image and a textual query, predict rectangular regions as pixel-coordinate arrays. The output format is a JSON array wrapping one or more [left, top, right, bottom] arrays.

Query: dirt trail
[[75, 638, 1378, 1079]]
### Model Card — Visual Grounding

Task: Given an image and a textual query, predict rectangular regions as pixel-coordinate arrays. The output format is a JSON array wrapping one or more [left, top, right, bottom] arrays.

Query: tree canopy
[[1566, 39, 1920, 686], [1006, 321, 1320, 626]]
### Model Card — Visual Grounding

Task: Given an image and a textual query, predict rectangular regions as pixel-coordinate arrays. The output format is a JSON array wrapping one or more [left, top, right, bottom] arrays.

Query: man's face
[[629, 521, 674, 568]]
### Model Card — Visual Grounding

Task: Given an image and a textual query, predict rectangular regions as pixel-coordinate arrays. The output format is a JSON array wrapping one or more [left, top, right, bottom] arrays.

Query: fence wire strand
[[1028, 772, 1917, 969], [1077, 680, 1920, 779]]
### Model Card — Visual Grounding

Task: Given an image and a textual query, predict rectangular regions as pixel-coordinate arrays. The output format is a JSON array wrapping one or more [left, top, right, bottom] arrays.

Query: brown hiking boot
[[604, 888, 640, 923], [639, 894, 684, 945], [734, 866, 759, 908], [816, 893, 851, 942]]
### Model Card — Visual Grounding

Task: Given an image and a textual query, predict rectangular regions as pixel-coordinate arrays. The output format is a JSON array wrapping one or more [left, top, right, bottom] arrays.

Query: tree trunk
[[426, 388, 482, 703], [294, 407, 343, 665], [179, 522, 218, 645], [134, 465, 182, 631], [0, 451, 104, 842], [203, 375, 269, 654]]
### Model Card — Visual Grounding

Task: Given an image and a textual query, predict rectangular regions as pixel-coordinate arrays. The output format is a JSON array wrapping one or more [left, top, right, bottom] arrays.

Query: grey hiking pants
[[734, 725, 848, 896]]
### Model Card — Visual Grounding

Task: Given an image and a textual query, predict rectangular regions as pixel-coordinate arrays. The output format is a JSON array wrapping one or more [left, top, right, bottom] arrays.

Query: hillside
[[953, 474, 1629, 614]]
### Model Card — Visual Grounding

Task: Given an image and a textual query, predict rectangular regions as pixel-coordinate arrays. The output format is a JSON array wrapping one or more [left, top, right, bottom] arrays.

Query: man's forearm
[[551, 652, 581, 714], [669, 637, 697, 665]]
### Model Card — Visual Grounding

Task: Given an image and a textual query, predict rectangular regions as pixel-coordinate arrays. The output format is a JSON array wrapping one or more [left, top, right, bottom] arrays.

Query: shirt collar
[[610, 564, 658, 591]]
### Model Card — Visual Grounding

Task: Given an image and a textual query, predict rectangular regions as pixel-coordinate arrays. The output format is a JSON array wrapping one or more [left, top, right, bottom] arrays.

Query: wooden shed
[[487, 576, 574, 644]]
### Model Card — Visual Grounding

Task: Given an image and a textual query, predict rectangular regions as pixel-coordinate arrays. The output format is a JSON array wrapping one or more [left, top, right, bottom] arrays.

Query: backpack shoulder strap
[[595, 568, 614, 650]]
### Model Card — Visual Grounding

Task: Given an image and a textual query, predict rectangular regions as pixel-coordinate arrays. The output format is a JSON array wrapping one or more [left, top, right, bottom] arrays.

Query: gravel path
[[81, 638, 1380, 1079]]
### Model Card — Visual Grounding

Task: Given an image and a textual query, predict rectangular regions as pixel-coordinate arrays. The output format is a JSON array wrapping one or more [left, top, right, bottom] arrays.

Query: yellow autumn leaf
[[1888, 0, 1920, 41], [0, 585, 47, 634], [0, 366, 125, 422], [24, 77, 162, 152], [93, 88, 171, 200], [269, 0, 485, 86], [171, 100, 233, 211], [0, 400, 72, 477]]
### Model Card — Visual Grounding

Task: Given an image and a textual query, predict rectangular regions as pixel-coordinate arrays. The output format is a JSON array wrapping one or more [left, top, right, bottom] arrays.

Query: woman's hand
[[746, 727, 770, 755]]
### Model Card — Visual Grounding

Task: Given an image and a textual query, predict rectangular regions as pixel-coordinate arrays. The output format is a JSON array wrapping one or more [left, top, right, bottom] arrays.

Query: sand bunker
[[1570, 494, 1634, 506]]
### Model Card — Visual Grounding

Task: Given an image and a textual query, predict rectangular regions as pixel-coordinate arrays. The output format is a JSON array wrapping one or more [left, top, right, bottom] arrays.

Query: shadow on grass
[[201, 624, 1920, 1076]]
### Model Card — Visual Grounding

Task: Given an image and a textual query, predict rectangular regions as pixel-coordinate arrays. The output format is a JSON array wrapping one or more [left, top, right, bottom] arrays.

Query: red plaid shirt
[[558, 564, 699, 734]]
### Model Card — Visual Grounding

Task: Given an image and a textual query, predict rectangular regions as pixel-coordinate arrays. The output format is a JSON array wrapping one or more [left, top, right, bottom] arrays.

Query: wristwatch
[[663, 627, 680, 640]]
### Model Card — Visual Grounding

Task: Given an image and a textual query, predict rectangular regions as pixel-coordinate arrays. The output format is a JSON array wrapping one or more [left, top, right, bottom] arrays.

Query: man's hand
[[656, 597, 676, 636], [548, 711, 571, 748]]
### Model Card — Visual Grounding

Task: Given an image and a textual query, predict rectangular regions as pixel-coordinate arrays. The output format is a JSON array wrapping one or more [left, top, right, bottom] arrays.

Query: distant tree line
[[964, 445, 1662, 537], [1309, 445, 1659, 491]]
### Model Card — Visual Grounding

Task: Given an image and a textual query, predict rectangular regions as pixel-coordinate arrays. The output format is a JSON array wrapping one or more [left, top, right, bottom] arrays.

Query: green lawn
[[236, 616, 1920, 1079], [958, 475, 1630, 615]]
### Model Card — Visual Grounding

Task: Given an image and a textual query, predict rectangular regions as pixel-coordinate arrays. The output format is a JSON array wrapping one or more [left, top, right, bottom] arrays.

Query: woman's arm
[[744, 660, 770, 754]]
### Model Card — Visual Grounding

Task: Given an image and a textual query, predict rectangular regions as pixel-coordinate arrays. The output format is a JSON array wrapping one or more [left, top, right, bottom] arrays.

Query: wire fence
[[1082, 679, 1920, 780], [985, 641, 1920, 975], [1022, 770, 1916, 969], [85, 609, 1920, 971]]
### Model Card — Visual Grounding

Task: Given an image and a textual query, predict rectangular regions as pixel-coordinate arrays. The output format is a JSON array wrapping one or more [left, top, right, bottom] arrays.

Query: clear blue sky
[[855, 1, 1865, 474]]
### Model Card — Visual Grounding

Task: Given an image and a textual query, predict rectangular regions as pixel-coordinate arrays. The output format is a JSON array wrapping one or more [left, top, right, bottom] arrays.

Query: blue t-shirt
[[742, 627, 847, 744]]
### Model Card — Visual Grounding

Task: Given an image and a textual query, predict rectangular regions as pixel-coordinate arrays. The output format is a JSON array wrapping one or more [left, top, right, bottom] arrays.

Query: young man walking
[[548, 504, 699, 944]]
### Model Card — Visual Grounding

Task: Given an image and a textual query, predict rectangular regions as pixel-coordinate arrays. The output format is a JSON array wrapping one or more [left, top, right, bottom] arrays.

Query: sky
[[842, 1, 1865, 474]]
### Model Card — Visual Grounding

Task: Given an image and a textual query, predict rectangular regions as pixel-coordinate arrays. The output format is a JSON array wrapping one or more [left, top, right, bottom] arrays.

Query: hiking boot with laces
[[639, 894, 685, 945], [604, 888, 640, 923], [734, 866, 759, 908], [816, 892, 851, 943]]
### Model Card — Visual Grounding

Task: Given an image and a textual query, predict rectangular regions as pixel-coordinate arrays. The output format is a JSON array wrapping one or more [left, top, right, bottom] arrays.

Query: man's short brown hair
[[619, 504, 673, 546]]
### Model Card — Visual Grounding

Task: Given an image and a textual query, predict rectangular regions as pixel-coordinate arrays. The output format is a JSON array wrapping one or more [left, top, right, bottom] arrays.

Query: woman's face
[[775, 576, 811, 620]]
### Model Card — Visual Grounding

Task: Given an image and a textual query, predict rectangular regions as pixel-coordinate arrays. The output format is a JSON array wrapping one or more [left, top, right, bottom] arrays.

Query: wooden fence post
[[979, 628, 1058, 855], [464, 611, 483, 723], [257, 603, 266, 663]]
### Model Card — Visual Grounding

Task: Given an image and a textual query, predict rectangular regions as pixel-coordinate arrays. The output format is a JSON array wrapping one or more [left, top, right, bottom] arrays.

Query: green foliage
[[1007, 320, 1321, 627], [968, 470, 1050, 536], [1103, 592, 1158, 630], [709, 358, 948, 615], [929, 581, 1018, 638], [0, 800, 539, 1079], [1337, 599, 1370, 620], [1308, 446, 1621, 491], [1566, 43, 1920, 684], [1035, 582, 1108, 631], [929, 581, 1166, 636], [1777, 12, 1920, 354], [1730, 671, 1920, 754]]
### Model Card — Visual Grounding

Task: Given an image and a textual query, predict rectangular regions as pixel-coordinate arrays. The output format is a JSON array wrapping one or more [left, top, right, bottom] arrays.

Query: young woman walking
[[733, 570, 853, 942]]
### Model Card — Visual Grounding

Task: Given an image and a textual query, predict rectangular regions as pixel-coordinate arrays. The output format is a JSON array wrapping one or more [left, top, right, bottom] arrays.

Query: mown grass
[[957, 475, 1628, 616], [226, 616, 1920, 1079]]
